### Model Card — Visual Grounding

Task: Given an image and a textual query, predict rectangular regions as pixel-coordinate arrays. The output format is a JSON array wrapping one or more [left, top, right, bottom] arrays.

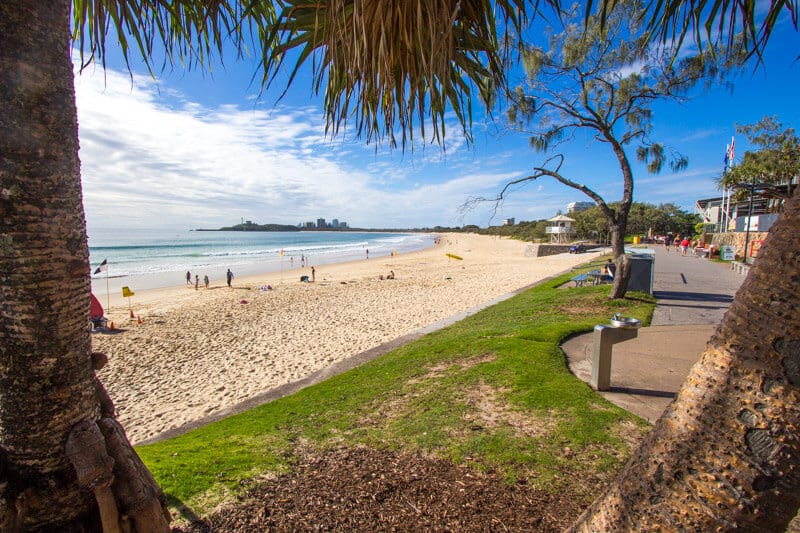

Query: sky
[[73, 14, 800, 233]]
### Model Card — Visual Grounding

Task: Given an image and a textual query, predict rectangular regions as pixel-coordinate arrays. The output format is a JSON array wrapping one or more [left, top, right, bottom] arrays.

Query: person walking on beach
[[226, 269, 234, 287], [366, 249, 369, 259], [203, 274, 209, 289], [186, 271, 191, 284], [311, 266, 316, 282], [194, 275, 199, 291]]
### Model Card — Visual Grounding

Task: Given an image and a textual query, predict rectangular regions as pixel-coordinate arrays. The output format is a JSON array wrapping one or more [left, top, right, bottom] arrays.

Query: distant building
[[331, 219, 339, 228], [502, 218, 515, 226], [339, 221, 348, 228], [317, 218, 326, 229], [304, 221, 315, 229], [566, 201, 594, 214]]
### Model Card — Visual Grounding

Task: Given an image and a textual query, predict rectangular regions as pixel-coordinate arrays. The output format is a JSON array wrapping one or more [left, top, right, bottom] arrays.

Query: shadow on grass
[[167, 495, 202, 525]]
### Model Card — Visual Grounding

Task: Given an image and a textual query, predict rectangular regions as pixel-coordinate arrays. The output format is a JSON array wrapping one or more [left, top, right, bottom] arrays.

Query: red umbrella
[[90, 293, 104, 319]]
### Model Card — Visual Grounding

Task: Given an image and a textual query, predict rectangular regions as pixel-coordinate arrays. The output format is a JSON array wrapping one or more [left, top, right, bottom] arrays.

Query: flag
[[122, 286, 135, 298], [94, 259, 107, 275], [729, 136, 735, 168], [280, 248, 284, 257], [724, 144, 729, 171]]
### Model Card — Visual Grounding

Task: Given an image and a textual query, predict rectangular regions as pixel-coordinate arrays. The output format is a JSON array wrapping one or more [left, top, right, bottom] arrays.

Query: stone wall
[[534, 244, 574, 257], [710, 231, 770, 260]]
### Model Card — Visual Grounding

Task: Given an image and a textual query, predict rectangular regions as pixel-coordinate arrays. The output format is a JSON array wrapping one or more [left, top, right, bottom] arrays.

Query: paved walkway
[[562, 246, 747, 422]]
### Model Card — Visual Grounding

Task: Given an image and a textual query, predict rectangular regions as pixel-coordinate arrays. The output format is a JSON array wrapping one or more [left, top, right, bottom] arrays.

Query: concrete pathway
[[562, 246, 747, 422]]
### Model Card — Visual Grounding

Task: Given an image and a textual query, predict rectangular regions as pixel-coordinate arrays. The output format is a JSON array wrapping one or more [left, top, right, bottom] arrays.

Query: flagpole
[[105, 266, 110, 314]]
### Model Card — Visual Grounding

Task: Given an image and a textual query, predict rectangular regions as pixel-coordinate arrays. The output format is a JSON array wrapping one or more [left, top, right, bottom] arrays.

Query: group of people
[[663, 235, 713, 257], [186, 269, 234, 290]]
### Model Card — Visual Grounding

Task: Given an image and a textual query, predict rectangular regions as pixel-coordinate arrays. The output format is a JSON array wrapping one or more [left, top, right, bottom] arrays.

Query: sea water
[[89, 227, 435, 293]]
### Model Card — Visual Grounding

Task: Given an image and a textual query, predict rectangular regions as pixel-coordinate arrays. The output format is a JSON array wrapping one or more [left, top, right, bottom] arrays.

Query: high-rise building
[[317, 218, 326, 229], [332, 219, 339, 228], [566, 201, 594, 214]]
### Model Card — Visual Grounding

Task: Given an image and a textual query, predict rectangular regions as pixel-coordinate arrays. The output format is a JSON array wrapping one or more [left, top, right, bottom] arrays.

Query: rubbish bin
[[627, 253, 654, 294]]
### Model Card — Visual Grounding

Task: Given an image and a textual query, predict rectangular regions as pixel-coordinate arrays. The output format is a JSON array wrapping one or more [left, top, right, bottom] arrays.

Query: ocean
[[88, 227, 436, 293]]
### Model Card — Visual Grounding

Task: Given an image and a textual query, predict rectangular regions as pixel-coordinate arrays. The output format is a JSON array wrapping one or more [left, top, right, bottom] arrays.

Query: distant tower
[[317, 218, 326, 229], [546, 215, 576, 243]]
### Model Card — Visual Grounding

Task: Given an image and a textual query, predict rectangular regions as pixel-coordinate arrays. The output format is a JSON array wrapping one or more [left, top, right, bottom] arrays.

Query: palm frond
[[71, 1, 276, 75], [262, 0, 526, 150]]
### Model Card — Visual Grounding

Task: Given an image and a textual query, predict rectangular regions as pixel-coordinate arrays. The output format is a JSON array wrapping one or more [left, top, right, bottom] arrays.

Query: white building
[[566, 201, 594, 214]]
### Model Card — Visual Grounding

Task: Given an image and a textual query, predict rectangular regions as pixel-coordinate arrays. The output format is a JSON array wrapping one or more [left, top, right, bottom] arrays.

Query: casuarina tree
[[497, 0, 725, 298]]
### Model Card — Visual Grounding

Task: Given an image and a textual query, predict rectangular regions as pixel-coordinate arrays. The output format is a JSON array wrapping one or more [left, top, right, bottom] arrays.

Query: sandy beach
[[92, 234, 604, 445]]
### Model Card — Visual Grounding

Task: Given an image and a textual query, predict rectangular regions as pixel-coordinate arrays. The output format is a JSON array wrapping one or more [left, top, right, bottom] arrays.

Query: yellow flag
[[122, 286, 135, 298]]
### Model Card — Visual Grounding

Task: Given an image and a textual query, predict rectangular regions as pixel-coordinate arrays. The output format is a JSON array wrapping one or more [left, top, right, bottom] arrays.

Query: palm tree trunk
[[569, 189, 800, 531], [0, 2, 169, 530]]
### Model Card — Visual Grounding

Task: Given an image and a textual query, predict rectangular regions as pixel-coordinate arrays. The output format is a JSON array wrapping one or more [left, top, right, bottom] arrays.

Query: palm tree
[[0, 2, 171, 530]]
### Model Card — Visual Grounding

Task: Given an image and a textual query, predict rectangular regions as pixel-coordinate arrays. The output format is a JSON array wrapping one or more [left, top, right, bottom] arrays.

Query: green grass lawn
[[137, 265, 656, 516]]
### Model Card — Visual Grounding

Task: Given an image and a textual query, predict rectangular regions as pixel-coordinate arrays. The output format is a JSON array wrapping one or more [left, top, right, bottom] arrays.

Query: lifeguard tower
[[546, 215, 575, 243]]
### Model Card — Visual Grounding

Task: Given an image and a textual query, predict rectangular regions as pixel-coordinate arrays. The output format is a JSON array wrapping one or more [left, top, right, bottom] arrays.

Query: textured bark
[[608, 224, 631, 299], [0, 2, 169, 530], [0, 0, 97, 525], [570, 189, 800, 531], [606, 134, 634, 300]]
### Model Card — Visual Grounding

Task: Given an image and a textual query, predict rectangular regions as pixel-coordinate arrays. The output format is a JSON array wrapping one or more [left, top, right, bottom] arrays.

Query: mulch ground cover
[[173, 446, 586, 532]]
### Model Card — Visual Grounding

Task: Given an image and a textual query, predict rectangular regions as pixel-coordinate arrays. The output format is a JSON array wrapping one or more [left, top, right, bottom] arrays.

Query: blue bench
[[572, 271, 614, 287], [571, 274, 591, 287]]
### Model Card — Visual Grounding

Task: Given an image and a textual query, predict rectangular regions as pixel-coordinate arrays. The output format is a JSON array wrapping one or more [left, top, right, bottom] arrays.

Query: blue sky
[[74, 15, 800, 233]]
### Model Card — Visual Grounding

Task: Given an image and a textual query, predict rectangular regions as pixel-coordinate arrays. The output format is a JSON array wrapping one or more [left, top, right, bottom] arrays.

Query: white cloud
[[75, 61, 507, 230]]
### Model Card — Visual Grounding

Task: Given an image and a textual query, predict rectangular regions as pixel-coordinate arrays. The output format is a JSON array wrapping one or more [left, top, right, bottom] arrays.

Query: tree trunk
[[569, 189, 800, 531], [608, 223, 630, 299], [0, 2, 169, 530], [606, 134, 635, 300]]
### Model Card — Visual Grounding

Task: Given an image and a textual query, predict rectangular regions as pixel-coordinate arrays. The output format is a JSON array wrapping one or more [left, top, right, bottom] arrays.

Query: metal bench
[[571, 274, 591, 287]]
